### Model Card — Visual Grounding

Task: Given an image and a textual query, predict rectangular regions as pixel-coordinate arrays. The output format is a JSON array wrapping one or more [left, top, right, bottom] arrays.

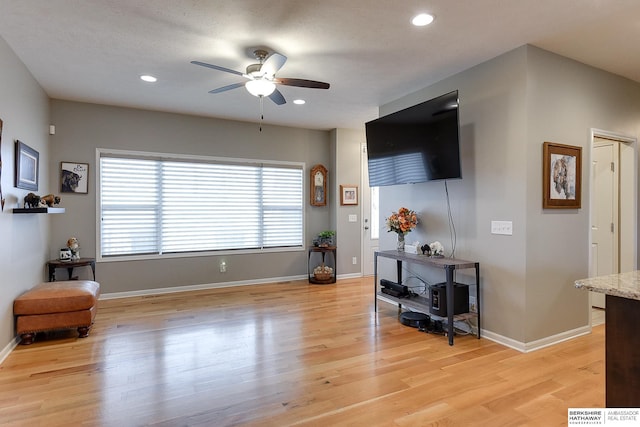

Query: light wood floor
[[0, 277, 604, 426]]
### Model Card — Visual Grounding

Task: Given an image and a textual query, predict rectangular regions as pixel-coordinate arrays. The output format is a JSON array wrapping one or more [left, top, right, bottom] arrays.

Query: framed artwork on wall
[[15, 140, 39, 191], [542, 142, 582, 209], [61, 162, 89, 194], [340, 184, 358, 206], [310, 164, 327, 206]]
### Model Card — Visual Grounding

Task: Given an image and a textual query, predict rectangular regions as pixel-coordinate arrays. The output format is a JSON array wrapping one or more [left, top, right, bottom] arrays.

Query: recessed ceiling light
[[140, 75, 157, 83], [293, 99, 306, 105], [412, 13, 434, 27]]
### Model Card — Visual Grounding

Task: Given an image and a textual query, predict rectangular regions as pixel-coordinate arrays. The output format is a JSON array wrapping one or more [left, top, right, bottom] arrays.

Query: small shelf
[[12, 207, 65, 214], [376, 291, 478, 322]]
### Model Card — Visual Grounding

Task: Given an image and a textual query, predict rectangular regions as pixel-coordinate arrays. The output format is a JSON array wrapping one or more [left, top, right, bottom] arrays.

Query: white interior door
[[590, 139, 619, 308], [361, 143, 379, 275]]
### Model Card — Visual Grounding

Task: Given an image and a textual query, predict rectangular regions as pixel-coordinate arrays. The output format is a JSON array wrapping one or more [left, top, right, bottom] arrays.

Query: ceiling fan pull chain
[[259, 95, 264, 132]]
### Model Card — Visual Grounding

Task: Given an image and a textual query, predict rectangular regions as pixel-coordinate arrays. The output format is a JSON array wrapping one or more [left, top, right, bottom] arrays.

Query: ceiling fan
[[191, 49, 330, 105]]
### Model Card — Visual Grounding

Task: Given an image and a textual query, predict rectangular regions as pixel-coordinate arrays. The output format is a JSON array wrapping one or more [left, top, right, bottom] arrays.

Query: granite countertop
[[575, 270, 640, 301]]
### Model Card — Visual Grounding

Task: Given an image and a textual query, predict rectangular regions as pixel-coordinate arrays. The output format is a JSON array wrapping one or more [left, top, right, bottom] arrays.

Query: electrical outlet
[[219, 261, 227, 273], [491, 220, 513, 235], [352, 257, 357, 265], [469, 296, 477, 313]]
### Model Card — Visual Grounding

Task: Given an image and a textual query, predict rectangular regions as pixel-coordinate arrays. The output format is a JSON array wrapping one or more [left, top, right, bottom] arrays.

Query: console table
[[47, 258, 96, 282], [374, 250, 480, 345]]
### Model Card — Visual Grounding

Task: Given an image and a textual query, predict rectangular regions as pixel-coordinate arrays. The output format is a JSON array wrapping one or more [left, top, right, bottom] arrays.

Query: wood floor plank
[[0, 277, 604, 426]]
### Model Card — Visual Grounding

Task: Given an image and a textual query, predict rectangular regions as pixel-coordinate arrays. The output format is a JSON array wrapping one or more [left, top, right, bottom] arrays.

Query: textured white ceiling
[[1, 0, 639, 130]]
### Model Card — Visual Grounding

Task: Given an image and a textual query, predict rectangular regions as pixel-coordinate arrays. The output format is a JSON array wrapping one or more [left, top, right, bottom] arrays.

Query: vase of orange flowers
[[386, 207, 418, 251]]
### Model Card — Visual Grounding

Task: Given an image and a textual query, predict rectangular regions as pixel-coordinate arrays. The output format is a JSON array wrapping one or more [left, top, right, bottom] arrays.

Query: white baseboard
[[0, 336, 21, 366], [100, 272, 367, 300], [481, 325, 592, 353], [99, 274, 307, 300], [336, 272, 363, 280]]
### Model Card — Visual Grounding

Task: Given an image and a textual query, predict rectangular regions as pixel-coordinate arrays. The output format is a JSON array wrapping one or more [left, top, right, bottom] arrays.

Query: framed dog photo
[[542, 142, 581, 209], [60, 162, 89, 194]]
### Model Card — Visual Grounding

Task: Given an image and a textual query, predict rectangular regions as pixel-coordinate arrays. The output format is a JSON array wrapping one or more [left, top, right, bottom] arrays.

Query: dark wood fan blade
[[268, 88, 286, 105], [208, 82, 245, 94], [277, 78, 330, 89], [191, 61, 244, 77], [261, 53, 287, 77]]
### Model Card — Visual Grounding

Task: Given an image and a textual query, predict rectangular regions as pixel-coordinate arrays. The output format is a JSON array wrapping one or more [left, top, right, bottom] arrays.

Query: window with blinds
[[99, 151, 304, 259]]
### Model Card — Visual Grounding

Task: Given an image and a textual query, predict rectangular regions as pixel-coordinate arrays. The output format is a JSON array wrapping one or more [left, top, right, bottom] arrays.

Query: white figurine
[[429, 241, 444, 257]]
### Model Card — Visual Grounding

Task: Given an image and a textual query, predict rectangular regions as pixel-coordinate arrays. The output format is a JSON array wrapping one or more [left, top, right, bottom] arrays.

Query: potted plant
[[315, 230, 335, 247]]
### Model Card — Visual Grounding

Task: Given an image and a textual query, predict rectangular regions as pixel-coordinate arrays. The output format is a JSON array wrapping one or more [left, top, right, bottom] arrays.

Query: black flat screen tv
[[365, 90, 461, 187]]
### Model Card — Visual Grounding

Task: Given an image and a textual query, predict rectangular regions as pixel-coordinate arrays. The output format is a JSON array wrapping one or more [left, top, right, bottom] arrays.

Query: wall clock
[[310, 164, 327, 206]]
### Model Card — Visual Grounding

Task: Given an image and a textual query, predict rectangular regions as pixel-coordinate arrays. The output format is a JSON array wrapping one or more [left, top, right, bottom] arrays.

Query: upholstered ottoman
[[13, 280, 100, 345]]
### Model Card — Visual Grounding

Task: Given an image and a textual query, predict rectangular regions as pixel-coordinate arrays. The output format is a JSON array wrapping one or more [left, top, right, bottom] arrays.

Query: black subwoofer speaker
[[429, 282, 469, 317]]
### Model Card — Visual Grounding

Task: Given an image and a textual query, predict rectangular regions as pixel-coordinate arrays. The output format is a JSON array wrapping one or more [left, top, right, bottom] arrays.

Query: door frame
[[361, 142, 378, 276], [587, 129, 638, 304], [590, 139, 619, 309]]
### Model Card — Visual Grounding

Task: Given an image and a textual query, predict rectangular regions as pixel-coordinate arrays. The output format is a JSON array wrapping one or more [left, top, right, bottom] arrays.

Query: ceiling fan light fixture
[[245, 79, 276, 97]]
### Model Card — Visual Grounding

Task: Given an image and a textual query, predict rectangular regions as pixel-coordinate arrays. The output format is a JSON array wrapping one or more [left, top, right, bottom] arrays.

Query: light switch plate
[[348, 214, 357, 222], [491, 220, 513, 235]]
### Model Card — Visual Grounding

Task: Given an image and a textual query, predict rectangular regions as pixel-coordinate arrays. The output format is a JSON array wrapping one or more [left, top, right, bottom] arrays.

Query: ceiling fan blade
[[277, 78, 330, 89], [268, 88, 286, 105], [208, 82, 245, 94], [191, 60, 244, 77], [260, 53, 287, 77]]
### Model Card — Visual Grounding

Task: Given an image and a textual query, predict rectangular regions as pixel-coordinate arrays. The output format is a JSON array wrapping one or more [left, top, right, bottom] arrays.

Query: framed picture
[[310, 164, 327, 206], [340, 184, 358, 206], [543, 142, 582, 209], [15, 140, 39, 191], [61, 162, 89, 194]]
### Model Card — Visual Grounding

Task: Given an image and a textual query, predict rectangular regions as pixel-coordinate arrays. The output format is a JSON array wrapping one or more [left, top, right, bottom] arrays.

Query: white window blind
[[100, 158, 160, 256], [99, 153, 303, 258]]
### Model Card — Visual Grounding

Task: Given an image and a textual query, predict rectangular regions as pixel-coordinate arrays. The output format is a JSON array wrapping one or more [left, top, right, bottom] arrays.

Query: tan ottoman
[[13, 280, 100, 345]]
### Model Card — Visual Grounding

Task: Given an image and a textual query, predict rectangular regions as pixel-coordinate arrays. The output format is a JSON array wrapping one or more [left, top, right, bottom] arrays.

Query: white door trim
[[588, 128, 638, 274]]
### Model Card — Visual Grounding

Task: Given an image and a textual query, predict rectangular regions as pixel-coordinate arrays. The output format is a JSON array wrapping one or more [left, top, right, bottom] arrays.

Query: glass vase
[[397, 233, 405, 251]]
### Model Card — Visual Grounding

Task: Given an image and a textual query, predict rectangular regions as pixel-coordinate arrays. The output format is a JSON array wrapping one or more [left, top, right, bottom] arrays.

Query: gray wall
[[331, 128, 364, 276], [523, 46, 640, 342], [377, 45, 640, 346], [0, 37, 51, 351], [48, 100, 334, 294]]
